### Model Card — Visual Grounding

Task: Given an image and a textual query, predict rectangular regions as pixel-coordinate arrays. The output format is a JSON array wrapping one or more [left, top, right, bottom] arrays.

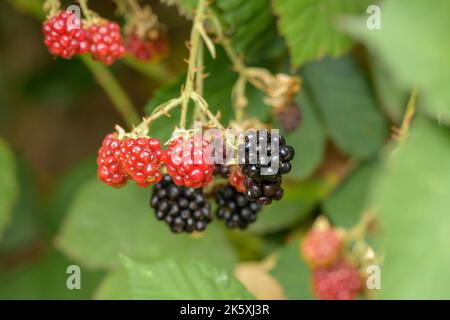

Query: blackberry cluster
[[150, 175, 212, 233], [214, 185, 262, 229], [239, 130, 295, 204]]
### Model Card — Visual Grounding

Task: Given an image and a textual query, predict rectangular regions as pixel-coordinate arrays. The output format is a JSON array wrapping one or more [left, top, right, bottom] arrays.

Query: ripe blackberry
[[229, 166, 246, 193], [165, 136, 214, 188], [119, 137, 165, 188], [213, 164, 230, 178], [312, 260, 362, 300], [301, 228, 342, 268], [97, 133, 128, 187], [150, 175, 212, 233], [275, 102, 302, 133], [87, 20, 126, 65], [243, 177, 284, 205], [42, 11, 89, 59], [214, 185, 262, 229], [239, 130, 295, 183]]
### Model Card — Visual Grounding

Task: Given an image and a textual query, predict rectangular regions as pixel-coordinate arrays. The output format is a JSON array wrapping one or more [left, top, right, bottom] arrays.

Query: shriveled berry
[[301, 228, 342, 268], [42, 11, 89, 59], [229, 166, 246, 193], [165, 136, 214, 188], [214, 185, 261, 229], [119, 137, 164, 187], [87, 20, 126, 65], [97, 133, 128, 187], [150, 174, 212, 233], [312, 260, 362, 300], [275, 102, 302, 133]]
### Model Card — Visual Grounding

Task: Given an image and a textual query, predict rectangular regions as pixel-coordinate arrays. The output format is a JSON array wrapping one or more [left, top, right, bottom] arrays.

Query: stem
[[81, 55, 140, 127], [193, 41, 207, 122], [397, 88, 418, 143], [78, 0, 94, 21], [179, 0, 208, 128]]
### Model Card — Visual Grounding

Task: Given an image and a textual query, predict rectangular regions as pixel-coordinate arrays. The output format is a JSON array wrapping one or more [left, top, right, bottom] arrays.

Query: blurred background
[[0, 0, 449, 300]]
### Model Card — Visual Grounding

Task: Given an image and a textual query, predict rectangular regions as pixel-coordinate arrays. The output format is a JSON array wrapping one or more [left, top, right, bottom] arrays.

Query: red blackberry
[[214, 185, 261, 229], [239, 130, 295, 183], [150, 174, 212, 233], [126, 30, 168, 61], [243, 177, 284, 205], [275, 102, 302, 133], [119, 137, 164, 188], [312, 260, 362, 300], [164, 136, 214, 188], [42, 11, 89, 59], [229, 166, 246, 193], [301, 228, 342, 268], [87, 20, 126, 65], [97, 133, 128, 188]]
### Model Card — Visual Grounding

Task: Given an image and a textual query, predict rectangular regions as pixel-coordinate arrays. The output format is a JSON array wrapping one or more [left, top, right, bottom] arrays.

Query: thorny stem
[[194, 42, 207, 122], [396, 88, 418, 143], [179, 0, 208, 129]]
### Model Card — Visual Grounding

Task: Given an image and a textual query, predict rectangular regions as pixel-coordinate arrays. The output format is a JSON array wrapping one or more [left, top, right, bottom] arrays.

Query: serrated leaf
[[56, 179, 236, 270], [249, 177, 336, 234], [343, 0, 450, 123], [273, 0, 369, 67], [0, 138, 18, 238], [271, 239, 313, 300], [301, 56, 388, 159], [370, 118, 450, 299], [121, 256, 253, 299], [324, 160, 378, 228]]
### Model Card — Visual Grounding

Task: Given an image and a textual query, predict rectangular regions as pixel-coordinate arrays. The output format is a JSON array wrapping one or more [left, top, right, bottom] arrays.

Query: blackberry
[[244, 177, 284, 205], [239, 130, 295, 183], [213, 164, 230, 178], [214, 185, 262, 229], [150, 175, 212, 233], [275, 102, 302, 133]]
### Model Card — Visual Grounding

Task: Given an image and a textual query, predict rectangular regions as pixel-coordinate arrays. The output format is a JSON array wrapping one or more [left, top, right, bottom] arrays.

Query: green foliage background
[[0, 0, 449, 299]]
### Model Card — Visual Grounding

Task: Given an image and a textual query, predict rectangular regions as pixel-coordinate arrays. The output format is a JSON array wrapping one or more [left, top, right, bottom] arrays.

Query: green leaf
[[301, 56, 388, 159], [273, 0, 369, 67], [0, 250, 104, 299], [271, 239, 313, 299], [95, 269, 132, 300], [215, 0, 282, 62], [280, 90, 327, 180], [121, 256, 253, 299], [324, 160, 378, 228], [0, 138, 18, 238], [56, 179, 236, 270], [343, 0, 450, 123], [371, 118, 450, 299], [249, 177, 336, 234]]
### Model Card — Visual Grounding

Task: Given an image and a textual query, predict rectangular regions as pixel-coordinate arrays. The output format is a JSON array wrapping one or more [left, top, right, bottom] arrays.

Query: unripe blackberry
[[301, 228, 342, 268], [229, 166, 246, 193], [97, 133, 128, 187], [312, 260, 362, 300], [275, 102, 302, 133], [214, 185, 262, 229], [87, 20, 126, 65], [150, 175, 212, 233], [243, 177, 284, 205], [239, 130, 295, 183], [42, 11, 89, 59], [126, 30, 168, 61]]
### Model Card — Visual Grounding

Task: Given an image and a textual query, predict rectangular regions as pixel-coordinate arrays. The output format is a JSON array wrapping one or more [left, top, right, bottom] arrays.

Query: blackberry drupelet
[[214, 185, 262, 229], [239, 130, 295, 183], [150, 175, 212, 233]]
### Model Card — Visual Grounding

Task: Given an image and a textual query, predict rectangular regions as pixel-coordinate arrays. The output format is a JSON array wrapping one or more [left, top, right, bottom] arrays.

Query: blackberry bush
[[214, 185, 262, 229], [150, 175, 212, 233]]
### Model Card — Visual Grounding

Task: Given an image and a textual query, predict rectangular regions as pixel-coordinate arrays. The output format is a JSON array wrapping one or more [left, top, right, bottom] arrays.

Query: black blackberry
[[243, 177, 284, 205], [150, 174, 212, 233], [214, 185, 262, 229], [213, 164, 230, 178], [275, 102, 302, 133], [238, 130, 295, 183]]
